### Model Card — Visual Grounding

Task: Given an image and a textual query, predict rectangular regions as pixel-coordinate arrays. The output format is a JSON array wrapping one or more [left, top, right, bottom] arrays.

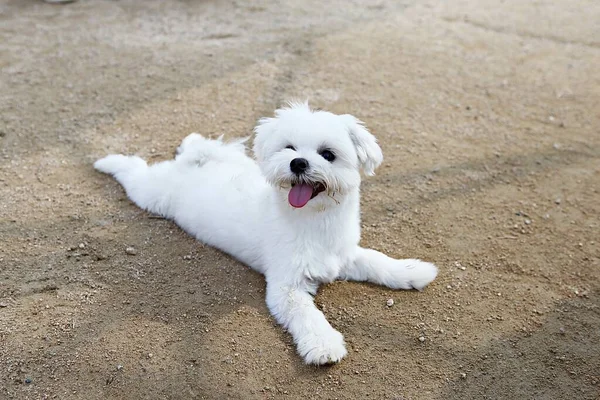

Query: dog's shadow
[[66, 203, 429, 398]]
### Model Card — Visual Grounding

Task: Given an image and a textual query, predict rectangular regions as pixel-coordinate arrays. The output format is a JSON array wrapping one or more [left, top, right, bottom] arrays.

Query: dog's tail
[[94, 154, 173, 217]]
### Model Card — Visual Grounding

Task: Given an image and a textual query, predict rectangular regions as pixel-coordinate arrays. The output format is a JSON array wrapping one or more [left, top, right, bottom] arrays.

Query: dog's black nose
[[290, 158, 309, 175]]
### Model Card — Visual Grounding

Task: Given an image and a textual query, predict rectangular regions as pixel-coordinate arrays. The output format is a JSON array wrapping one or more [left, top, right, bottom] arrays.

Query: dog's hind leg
[[94, 155, 175, 218], [340, 247, 438, 291]]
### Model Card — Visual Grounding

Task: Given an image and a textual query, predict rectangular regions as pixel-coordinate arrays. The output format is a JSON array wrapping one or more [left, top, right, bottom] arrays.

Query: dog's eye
[[319, 149, 336, 162], [285, 145, 296, 151]]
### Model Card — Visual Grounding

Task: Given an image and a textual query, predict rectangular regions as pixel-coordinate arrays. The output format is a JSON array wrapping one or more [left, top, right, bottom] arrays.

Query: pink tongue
[[288, 183, 313, 208]]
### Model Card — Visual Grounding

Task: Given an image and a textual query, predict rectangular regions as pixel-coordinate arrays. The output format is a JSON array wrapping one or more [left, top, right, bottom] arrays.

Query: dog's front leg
[[340, 247, 438, 291], [265, 279, 347, 365]]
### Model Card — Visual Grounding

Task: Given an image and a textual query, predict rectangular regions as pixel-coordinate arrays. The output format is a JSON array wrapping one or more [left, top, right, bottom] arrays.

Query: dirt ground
[[1, 0, 599, 399]]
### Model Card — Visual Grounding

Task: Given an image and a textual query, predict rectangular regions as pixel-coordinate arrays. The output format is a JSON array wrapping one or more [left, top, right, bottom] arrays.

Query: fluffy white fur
[[94, 102, 438, 365]]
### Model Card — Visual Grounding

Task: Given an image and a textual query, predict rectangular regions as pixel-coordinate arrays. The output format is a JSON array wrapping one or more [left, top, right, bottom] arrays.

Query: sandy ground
[[1, 0, 599, 399]]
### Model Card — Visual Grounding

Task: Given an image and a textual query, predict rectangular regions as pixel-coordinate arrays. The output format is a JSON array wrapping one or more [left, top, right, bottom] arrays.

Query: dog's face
[[253, 102, 383, 210]]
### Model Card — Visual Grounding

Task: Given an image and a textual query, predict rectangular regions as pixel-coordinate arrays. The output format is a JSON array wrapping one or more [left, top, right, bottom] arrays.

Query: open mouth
[[288, 181, 326, 208]]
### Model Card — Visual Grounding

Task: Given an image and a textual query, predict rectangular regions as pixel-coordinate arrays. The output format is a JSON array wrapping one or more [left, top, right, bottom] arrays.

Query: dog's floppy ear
[[253, 117, 277, 162], [340, 114, 383, 176]]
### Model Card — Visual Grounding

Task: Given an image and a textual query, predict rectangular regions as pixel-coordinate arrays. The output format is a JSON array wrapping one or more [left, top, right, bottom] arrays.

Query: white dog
[[94, 102, 437, 365]]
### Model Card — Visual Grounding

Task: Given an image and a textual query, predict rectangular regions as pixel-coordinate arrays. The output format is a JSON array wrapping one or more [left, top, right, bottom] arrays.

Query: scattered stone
[[116, 364, 123, 371], [0, 302, 8, 308], [78, 243, 85, 249], [552, 142, 560, 149], [446, 285, 452, 289], [386, 299, 394, 307], [147, 353, 153, 359], [460, 373, 467, 379], [418, 336, 426, 342], [555, 198, 561, 205], [524, 219, 531, 225], [25, 377, 32, 384], [559, 327, 566, 335], [183, 255, 192, 260], [125, 247, 137, 255]]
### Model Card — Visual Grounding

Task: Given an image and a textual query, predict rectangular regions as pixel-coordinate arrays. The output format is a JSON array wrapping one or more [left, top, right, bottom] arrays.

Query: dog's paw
[[384, 259, 438, 291], [297, 327, 348, 365], [94, 155, 146, 175], [402, 259, 438, 291]]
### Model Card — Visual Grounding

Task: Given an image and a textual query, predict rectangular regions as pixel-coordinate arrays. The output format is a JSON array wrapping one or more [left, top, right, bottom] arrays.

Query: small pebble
[[0, 302, 8, 308], [116, 365, 124, 371], [418, 336, 426, 342], [386, 299, 394, 307], [555, 198, 561, 205], [25, 377, 32, 384], [148, 353, 153, 358], [125, 247, 137, 255], [460, 373, 467, 379], [524, 219, 531, 225], [78, 243, 85, 249]]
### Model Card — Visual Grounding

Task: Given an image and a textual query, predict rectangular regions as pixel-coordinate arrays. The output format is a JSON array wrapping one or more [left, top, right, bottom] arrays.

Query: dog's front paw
[[297, 327, 347, 365], [383, 259, 438, 291], [402, 259, 438, 291]]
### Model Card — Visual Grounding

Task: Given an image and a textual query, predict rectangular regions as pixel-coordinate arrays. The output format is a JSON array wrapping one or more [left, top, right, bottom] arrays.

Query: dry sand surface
[[1, 0, 599, 399]]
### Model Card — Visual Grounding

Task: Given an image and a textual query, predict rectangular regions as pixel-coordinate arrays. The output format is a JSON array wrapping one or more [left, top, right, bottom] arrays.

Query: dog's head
[[253, 101, 383, 210]]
